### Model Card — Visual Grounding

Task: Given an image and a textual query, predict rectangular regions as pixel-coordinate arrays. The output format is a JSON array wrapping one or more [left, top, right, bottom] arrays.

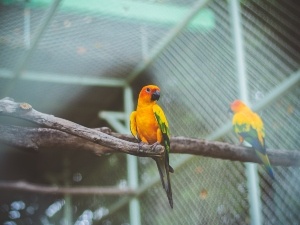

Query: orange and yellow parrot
[[230, 100, 274, 179], [130, 85, 174, 208]]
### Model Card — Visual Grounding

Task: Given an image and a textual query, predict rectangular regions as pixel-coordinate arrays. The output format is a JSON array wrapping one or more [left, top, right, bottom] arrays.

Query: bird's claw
[[138, 141, 160, 153], [150, 142, 159, 151], [138, 142, 145, 152]]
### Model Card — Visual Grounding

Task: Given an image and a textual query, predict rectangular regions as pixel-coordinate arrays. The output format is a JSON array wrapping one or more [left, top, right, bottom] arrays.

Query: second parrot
[[230, 100, 274, 179]]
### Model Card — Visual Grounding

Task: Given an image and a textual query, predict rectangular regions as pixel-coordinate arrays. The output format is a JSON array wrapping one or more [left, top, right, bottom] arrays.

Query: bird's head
[[230, 99, 248, 113], [139, 85, 160, 104]]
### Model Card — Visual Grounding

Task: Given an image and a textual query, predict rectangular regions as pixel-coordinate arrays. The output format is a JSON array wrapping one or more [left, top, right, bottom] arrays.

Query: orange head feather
[[138, 85, 161, 105], [230, 100, 250, 113]]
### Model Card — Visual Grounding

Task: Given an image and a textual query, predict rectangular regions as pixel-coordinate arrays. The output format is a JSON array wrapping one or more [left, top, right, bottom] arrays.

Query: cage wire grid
[[0, 0, 300, 224], [137, 0, 300, 224]]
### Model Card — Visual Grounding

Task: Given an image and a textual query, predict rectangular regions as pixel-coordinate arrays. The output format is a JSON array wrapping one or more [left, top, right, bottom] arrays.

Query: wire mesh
[[140, 158, 249, 225], [141, 0, 300, 224], [0, 0, 299, 224]]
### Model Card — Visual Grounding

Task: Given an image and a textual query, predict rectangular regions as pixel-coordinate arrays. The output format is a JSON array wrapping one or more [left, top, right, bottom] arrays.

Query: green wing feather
[[233, 110, 274, 179], [233, 111, 265, 152], [153, 104, 173, 174], [153, 104, 170, 153], [153, 104, 174, 208]]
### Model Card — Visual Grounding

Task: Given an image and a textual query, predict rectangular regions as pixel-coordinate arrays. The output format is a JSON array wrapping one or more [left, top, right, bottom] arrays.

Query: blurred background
[[0, 0, 299, 224]]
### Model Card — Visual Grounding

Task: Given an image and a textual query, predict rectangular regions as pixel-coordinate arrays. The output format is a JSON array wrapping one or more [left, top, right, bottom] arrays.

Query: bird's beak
[[228, 108, 233, 113], [151, 90, 160, 101]]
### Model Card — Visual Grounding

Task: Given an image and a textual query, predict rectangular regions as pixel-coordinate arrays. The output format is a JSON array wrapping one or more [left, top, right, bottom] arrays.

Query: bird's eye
[[146, 88, 151, 93]]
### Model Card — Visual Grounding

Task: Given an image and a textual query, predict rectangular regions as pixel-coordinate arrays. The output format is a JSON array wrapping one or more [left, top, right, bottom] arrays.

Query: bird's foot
[[138, 142, 145, 152], [150, 142, 159, 151]]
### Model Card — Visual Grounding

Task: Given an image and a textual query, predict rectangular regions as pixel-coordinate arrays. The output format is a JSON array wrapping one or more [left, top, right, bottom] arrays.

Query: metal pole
[[229, 0, 262, 225], [63, 158, 73, 225], [0, 69, 126, 87], [24, 7, 31, 48], [253, 70, 300, 111], [124, 86, 141, 225], [98, 86, 141, 225]]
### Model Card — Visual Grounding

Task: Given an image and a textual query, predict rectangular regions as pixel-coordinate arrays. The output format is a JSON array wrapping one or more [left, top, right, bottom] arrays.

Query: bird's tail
[[255, 150, 275, 179], [264, 164, 275, 180], [155, 155, 173, 208]]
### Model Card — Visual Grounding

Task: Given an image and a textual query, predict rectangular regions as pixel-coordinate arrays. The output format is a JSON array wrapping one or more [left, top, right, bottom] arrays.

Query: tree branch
[[0, 125, 299, 167], [0, 125, 113, 156], [0, 181, 136, 195], [0, 97, 299, 167], [171, 137, 300, 167], [0, 98, 163, 157]]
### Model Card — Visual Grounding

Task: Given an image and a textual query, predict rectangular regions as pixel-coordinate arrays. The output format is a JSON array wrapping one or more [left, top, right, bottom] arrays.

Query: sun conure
[[130, 85, 174, 208], [230, 99, 274, 179]]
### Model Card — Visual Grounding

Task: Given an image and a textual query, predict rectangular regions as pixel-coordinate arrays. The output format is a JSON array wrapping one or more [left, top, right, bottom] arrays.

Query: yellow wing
[[232, 110, 265, 152], [251, 112, 265, 146], [130, 111, 139, 140]]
